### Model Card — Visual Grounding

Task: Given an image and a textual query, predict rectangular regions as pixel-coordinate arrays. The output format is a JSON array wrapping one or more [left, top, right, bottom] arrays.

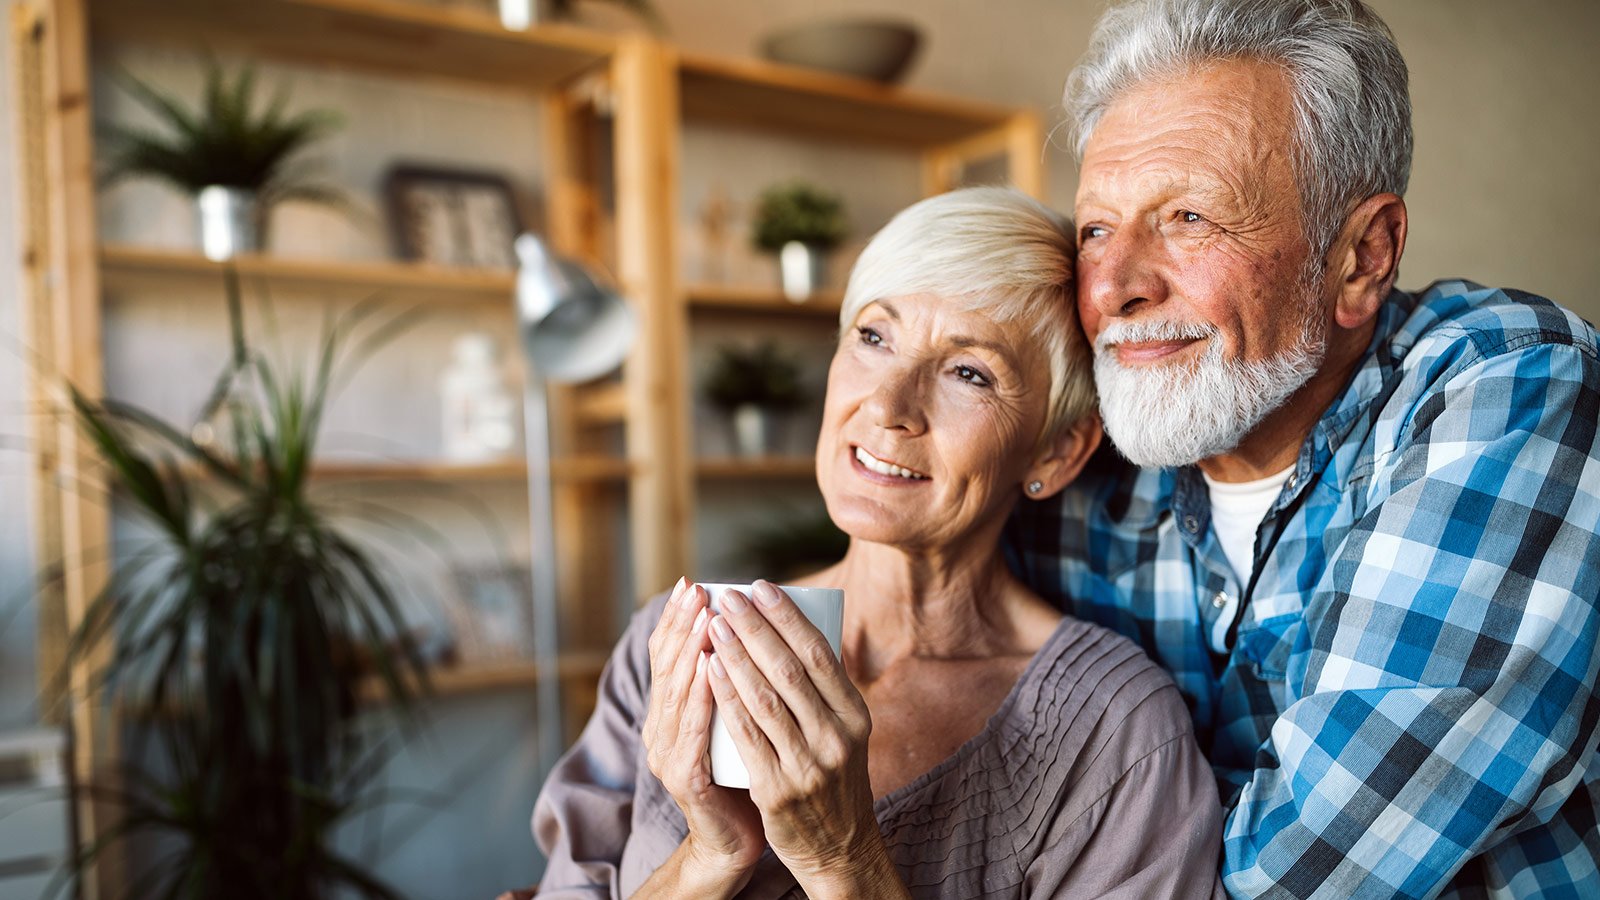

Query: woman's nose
[[1081, 225, 1170, 323], [862, 365, 927, 434]]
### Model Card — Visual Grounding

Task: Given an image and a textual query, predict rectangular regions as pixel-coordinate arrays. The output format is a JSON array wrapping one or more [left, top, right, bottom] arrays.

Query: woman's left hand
[[706, 580, 903, 897]]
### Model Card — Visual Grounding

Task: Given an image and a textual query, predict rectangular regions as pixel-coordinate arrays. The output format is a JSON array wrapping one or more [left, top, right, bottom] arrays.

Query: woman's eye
[[1178, 210, 1203, 224], [954, 365, 990, 387], [857, 326, 883, 346]]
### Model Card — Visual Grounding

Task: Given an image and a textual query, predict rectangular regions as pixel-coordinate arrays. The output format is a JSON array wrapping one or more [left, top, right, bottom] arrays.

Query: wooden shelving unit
[[167, 457, 634, 485], [16, 0, 1047, 885]]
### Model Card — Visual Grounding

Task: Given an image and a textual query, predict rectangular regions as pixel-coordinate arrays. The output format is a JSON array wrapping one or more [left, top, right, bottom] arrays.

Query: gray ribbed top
[[533, 596, 1225, 899]]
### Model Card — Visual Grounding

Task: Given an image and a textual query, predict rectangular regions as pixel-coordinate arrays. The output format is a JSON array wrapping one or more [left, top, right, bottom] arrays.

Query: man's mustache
[[1094, 319, 1217, 351]]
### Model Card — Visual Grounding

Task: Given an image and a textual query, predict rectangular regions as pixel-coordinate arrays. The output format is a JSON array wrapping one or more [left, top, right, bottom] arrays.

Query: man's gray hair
[[1066, 0, 1411, 257]]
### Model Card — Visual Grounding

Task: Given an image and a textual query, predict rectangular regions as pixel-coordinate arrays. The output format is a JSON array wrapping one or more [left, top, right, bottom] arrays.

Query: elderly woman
[[532, 186, 1223, 899]]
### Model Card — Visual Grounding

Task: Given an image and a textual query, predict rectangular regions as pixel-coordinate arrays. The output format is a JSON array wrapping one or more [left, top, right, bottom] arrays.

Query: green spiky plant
[[99, 62, 344, 209], [52, 270, 429, 900], [751, 181, 848, 253]]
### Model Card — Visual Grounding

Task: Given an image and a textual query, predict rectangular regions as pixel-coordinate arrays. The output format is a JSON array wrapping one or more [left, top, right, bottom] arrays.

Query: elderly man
[[1008, 0, 1600, 896]]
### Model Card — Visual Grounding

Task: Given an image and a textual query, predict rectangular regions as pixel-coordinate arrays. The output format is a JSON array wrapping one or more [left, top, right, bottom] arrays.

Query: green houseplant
[[751, 181, 848, 302], [100, 63, 344, 261], [703, 342, 806, 458], [54, 271, 429, 900]]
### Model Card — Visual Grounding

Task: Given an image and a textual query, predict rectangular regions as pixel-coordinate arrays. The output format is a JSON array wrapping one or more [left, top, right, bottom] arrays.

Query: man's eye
[[954, 365, 990, 387], [1178, 210, 1203, 224], [857, 326, 883, 346], [1080, 225, 1108, 241]]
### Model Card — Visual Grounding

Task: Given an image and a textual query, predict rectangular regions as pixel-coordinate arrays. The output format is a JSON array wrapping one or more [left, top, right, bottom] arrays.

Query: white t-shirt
[[1201, 465, 1295, 653]]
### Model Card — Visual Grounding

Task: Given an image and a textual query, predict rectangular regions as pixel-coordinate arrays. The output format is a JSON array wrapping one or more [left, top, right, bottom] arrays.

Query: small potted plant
[[703, 341, 806, 457], [751, 181, 848, 302], [100, 63, 344, 261]]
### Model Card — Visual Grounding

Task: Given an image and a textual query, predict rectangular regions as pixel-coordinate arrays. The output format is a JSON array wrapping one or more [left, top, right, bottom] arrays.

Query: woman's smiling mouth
[[852, 445, 931, 482]]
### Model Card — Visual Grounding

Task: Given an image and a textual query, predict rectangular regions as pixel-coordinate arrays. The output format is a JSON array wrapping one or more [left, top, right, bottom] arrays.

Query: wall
[[661, 0, 1600, 318]]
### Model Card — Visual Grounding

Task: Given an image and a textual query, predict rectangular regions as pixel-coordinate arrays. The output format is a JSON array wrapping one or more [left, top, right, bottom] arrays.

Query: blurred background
[[0, 0, 1595, 897]]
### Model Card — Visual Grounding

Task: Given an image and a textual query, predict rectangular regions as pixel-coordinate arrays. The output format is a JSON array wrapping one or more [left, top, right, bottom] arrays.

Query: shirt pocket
[[1236, 614, 1300, 682]]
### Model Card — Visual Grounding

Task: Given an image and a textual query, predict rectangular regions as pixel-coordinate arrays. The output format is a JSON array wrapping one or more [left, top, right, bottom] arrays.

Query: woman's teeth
[[855, 447, 929, 480]]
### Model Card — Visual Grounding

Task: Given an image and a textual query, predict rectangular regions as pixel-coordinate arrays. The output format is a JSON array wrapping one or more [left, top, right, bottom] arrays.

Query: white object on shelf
[[441, 333, 520, 462]]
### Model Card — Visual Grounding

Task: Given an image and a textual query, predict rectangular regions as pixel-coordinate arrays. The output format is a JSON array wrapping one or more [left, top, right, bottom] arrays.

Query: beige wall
[[663, 0, 1600, 321]]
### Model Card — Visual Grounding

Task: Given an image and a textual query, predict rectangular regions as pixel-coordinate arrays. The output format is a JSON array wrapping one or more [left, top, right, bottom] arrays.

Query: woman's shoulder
[[1018, 614, 1197, 761]]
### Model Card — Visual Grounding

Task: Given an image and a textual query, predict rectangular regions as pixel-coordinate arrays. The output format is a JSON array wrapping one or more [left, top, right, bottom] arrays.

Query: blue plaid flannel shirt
[[1007, 281, 1600, 898]]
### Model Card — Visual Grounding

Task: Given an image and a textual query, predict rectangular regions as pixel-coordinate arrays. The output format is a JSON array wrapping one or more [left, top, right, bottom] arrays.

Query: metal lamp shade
[[514, 234, 635, 384]]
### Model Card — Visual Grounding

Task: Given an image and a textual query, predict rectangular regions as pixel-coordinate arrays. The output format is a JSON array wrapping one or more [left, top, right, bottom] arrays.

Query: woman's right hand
[[642, 578, 766, 889]]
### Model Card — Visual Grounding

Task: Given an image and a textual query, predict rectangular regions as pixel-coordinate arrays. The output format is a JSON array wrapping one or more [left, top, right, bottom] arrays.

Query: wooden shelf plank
[[687, 283, 843, 317], [696, 456, 816, 480], [359, 651, 610, 703], [679, 52, 1015, 147], [89, 0, 614, 92], [101, 244, 516, 305], [165, 457, 633, 485]]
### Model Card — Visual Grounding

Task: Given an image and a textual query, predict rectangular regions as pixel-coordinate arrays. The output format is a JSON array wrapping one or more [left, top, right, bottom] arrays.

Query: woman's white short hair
[[1066, 0, 1411, 259], [839, 186, 1094, 447]]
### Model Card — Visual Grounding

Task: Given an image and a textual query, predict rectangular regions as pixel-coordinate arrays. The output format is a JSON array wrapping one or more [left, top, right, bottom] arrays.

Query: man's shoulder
[[1395, 279, 1598, 370]]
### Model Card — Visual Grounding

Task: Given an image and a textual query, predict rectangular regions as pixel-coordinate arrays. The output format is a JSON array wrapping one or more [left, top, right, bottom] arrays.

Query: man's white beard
[[1093, 300, 1327, 468]]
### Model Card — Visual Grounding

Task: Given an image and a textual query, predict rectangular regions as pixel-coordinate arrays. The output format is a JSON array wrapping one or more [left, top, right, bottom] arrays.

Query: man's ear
[[1024, 414, 1102, 500], [1329, 193, 1408, 330]]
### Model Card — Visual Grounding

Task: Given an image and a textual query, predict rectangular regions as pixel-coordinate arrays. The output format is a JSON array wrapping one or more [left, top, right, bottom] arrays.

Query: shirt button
[[1183, 515, 1199, 533], [1212, 591, 1230, 609], [1286, 473, 1299, 490]]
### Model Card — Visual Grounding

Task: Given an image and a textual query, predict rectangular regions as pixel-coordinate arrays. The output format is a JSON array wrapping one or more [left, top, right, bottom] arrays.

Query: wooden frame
[[18, 0, 1047, 887]]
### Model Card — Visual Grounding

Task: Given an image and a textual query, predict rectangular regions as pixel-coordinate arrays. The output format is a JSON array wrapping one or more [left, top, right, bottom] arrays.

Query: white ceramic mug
[[695, 582, 845, 789]]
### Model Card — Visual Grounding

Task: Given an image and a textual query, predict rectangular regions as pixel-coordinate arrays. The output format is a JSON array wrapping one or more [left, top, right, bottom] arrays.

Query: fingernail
[[679, 580, 697, 608], [691, 608, 708, 633], [753, 580, 781, 608], [709, 653, 728, 679], [696, 652, 707, 676], [721, 588, 748, 614], [711, 615, 734, 643]]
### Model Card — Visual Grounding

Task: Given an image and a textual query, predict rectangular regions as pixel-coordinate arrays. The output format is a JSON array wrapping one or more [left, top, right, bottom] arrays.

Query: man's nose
[[1082, 225, 1169, 321]]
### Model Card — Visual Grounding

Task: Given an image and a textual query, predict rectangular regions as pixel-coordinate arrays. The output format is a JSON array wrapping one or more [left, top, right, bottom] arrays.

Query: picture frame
[[383, 164, 524, 269], [443, 563, 537, 664]]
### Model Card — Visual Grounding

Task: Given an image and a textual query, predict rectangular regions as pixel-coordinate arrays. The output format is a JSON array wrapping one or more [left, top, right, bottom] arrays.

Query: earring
[[1027, 480, 1044, 495]]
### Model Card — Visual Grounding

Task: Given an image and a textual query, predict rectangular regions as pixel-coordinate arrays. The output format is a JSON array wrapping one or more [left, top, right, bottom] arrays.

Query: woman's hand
[[706, 581, 905, 898], [641, 578, 766, 893]]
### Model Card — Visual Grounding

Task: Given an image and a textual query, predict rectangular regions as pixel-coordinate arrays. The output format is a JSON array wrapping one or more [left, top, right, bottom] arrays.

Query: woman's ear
[[1023, 414, 1102, 500]]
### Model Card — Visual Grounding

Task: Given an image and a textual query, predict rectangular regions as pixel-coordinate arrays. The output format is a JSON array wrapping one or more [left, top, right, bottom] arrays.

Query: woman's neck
[[803, 536, 1049, 684]]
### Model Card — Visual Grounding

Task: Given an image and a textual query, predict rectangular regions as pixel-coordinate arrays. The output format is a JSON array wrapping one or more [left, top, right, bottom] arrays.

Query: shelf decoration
[[441, 332, 521, 462], [99, 63, 344, 262], [444, 563, 538, 663], [752, 180, 848, 302], [383, 164, 523, 269], [703, 341, 807, 457]]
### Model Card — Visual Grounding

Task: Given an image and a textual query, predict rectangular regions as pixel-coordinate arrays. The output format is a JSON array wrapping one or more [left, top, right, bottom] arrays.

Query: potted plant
[[751, 181, 848, 302], [52, 271, 429, 899], [498, 0, 664, 32], [733, 507, 850, 581], [100, 64, 344, 261], [703, 341, 806, 457]]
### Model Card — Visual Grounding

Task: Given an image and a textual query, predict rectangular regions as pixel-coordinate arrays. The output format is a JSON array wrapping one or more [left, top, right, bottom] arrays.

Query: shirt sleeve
[[1222, 340, 1600, 897], [1027, 685, 1227, 900], [531, 598, 663, 898]]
